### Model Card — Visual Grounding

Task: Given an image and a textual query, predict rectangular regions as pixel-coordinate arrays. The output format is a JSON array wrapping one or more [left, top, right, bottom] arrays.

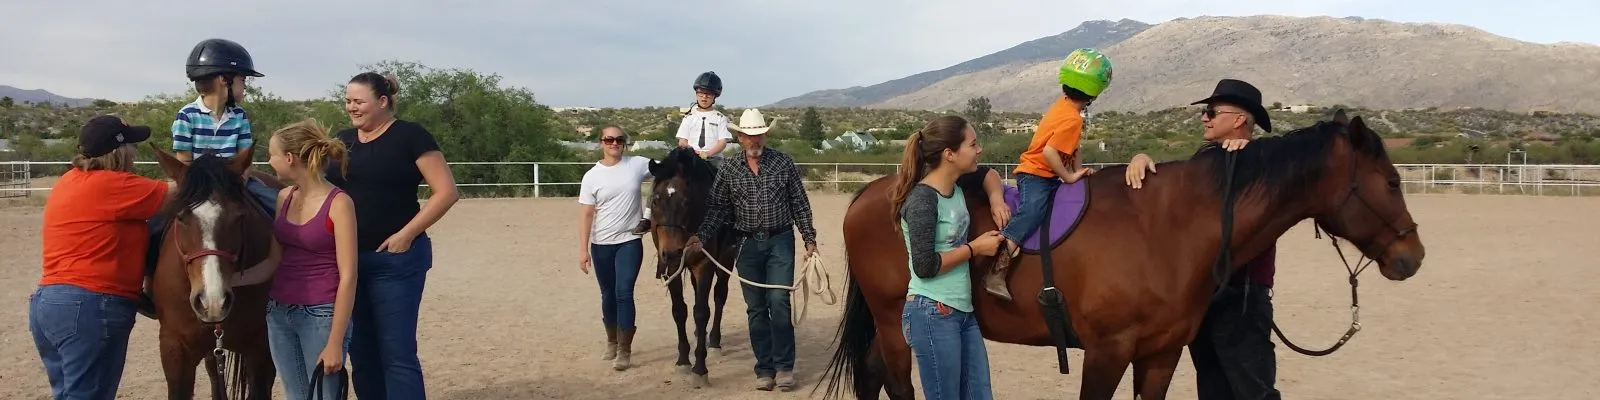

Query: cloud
[[0, 0, 1592, 107]]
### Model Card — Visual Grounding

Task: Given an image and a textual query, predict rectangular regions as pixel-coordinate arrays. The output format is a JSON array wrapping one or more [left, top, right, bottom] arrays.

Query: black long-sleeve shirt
[[695, 149, 818, 245]]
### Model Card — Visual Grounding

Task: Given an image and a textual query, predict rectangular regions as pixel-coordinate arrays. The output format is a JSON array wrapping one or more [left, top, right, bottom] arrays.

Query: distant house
[[1275, 104, 1316, 113], [820, 131, 880, 151], [630, 140, 672, 151], [558, 140, 600, 152], [1004, 122, 1038, 134], [1457, 129, 1489, 140]]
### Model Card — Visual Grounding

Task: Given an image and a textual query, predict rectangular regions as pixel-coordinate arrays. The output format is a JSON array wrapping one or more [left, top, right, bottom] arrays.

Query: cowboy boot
[[602, 325, 618, 360], [986, 241, 1019, 301], [613, 327, 635, 371], [630, 219, 652, 235]]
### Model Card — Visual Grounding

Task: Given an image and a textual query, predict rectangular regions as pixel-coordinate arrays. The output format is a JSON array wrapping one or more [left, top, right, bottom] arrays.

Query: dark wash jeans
[[350, 234, 432, 400], [29, 283, 138, 400], [591, 238, 643, 329], [736, 229, 796, 377], [1189, 283, 1281, 400]]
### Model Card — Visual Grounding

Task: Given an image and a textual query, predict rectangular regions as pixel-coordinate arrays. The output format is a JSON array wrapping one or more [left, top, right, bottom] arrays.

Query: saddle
[[1001, 180, 1091, 254]]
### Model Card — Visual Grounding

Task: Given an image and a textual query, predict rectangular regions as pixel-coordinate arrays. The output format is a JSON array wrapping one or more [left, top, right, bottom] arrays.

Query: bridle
[[1276, 129, 1420, 356]]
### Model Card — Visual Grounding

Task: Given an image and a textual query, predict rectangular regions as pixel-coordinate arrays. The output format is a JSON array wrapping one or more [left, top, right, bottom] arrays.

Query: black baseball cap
[[79, 115, 152, 157]]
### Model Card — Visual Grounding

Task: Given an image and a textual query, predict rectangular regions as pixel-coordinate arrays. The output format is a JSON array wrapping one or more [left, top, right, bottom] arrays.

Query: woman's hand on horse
[[970, 231, 1003, 257], [1125, 154, 1157, 189], [376, 231, 415, 253], [317, 345, 344, 375]]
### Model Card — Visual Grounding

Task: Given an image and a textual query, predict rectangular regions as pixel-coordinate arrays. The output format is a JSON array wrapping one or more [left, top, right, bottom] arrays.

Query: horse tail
[[815, 275, 880, 400]]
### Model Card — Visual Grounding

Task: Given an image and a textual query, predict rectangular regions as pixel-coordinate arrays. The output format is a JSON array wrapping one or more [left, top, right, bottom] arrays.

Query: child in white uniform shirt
[[634, 71, 729, 234]]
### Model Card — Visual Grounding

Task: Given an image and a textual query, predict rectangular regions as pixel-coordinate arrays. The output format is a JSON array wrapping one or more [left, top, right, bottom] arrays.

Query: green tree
[[1, 96, 12, 108], [798, 107, 826, 143], [965, 97, 995, 136]]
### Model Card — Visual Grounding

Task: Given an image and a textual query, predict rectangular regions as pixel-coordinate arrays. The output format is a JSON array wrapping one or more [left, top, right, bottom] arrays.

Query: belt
[[738, 226, 790, 241]]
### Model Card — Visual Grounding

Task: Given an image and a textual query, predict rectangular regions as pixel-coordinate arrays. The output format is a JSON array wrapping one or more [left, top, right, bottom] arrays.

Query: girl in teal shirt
[[890, 115, 1004, 399]]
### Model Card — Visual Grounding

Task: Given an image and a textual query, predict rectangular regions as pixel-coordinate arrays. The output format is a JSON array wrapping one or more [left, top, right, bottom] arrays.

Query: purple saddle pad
[[1001, 180, 1090, 254]]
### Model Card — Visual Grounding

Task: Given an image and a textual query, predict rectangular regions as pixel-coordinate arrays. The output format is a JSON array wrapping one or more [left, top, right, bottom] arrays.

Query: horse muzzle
[[190, 290, 235, 323]]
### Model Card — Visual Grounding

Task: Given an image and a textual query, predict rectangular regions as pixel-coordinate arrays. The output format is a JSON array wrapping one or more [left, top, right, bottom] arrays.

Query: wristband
[[965, 243, 975, 257]]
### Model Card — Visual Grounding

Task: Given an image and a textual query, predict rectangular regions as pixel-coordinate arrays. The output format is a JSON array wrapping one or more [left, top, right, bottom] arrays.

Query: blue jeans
[[736, 229, 796, 377], [591, 238, 643, 329], [350, 234, 431, 400], [1000, 173, 1060, 245], [28, 284, 138, 400], [245, 176, 278, 218], [901, 294, 992, 400], [268, 300, 350, 400]]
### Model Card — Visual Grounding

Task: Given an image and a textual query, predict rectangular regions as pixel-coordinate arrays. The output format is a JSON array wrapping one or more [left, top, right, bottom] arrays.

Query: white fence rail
[[3, 161, 1599, 197]]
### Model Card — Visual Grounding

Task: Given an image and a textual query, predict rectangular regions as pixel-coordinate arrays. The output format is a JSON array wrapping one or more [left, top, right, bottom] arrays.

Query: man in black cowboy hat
[[1123, 78, 1283, 400]]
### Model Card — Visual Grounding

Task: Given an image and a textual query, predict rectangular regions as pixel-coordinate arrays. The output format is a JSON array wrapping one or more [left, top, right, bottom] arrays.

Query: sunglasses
[[600, 136, 628, 145], [1201, 105, 1246, 119]]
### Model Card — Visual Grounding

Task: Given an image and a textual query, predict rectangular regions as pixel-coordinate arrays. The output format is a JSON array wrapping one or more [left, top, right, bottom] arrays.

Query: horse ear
[[1347, 116, 1371, 149], [228, 147, 254, 176], [1330, 108, 1349, 125], [150, 143, 186, 182]]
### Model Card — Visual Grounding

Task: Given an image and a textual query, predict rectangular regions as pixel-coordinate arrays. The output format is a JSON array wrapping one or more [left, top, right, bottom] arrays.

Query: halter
[[167, 218, 245, 268]]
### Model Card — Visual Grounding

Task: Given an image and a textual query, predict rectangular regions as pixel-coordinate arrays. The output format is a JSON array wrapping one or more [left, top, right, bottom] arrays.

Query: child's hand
[[1062, 167, 1096, 183]]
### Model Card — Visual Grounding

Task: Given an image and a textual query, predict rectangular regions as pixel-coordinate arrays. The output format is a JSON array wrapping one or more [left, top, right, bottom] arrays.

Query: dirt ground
[[1, 193, 1597, 399]]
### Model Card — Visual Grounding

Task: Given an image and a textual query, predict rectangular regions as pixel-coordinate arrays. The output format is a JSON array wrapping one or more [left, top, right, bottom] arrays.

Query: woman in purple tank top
[[265, 119, 359, 399]]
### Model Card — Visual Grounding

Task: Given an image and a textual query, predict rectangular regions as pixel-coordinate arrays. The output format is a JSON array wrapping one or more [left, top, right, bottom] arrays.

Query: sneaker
[[754, 376, 775, 391], [775, 370, 797, 392]]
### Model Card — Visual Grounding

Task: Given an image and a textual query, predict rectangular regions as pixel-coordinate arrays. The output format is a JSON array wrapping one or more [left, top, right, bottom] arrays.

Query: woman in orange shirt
[[30, 116, 171, 399]]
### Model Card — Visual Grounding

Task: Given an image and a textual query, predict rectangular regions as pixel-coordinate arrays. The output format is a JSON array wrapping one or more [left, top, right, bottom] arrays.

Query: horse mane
[[157, 153, 253, 223], [653, 146, 717, 187], [1191, 115, 1386, 202]]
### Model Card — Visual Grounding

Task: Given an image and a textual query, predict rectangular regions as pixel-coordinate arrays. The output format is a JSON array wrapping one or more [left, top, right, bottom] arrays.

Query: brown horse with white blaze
[[150, 145, 282, 400], [818, 112, 1425, 399], [646, 147, 736, 388]]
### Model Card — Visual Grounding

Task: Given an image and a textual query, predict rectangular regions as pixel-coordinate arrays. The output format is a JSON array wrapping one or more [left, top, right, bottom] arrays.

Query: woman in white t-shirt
[[577, 126, 654, 371]]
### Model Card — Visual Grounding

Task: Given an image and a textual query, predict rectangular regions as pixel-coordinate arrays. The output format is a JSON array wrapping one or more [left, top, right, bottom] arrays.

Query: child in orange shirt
[[988, 48, 1114, 301]]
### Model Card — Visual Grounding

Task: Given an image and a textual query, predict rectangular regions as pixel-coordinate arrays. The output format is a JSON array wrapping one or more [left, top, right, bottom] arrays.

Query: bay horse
[[818, 112, 1426, 399], [646, 147, 736, 388], [150, 145, 282, 399]]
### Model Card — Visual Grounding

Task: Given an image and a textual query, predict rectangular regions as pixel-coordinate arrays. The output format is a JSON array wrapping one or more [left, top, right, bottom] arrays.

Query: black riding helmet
[[693, 71, 722, 95], [186, 38, 264, 81]]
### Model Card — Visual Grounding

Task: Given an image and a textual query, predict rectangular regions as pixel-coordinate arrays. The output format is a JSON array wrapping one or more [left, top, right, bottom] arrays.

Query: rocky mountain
[[767, 19, 1152, 108], [771, 16, 1600, 114], [0, 85, 95, 107]]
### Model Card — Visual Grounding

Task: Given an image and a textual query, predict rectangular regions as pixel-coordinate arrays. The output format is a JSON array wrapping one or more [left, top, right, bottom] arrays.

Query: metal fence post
[[534, 163, 541, 198]]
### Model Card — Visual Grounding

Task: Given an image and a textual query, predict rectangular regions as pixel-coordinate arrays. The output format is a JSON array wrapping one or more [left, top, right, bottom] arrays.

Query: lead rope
[[667, 239, 837, 326]]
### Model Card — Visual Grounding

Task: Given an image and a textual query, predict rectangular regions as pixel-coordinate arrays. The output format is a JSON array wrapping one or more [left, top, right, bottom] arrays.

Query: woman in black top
[[327, 72, 459, 399]]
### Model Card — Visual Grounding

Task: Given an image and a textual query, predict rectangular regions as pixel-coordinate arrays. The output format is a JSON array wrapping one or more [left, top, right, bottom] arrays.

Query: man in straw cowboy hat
[[1124, 78, 1282, 400], [686, 108, 819, 392]]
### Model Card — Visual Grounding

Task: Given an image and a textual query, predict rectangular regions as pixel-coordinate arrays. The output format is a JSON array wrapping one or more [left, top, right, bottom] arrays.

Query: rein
[[662, 240, 838, 326]]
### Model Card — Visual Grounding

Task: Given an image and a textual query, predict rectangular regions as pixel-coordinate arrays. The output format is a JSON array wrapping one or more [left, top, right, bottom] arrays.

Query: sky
[[2, 1, 1596, 108]]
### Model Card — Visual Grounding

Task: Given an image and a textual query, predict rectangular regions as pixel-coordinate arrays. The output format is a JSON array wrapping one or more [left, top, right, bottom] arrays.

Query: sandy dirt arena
[[2, 193, 1598, 399]]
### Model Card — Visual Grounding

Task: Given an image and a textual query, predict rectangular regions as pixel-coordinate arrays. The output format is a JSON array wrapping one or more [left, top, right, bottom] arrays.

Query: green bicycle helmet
[[1058, 48, 1113, 98]]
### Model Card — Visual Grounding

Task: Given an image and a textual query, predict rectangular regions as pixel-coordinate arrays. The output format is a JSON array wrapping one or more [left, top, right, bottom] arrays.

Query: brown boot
[[986, 241, 1020, 301], [613, 327, 635, 371], [602, 325, 618, 360]]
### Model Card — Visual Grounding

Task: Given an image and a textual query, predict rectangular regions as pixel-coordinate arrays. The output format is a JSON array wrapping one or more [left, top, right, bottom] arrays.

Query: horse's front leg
[[1131, 349, 1182, 400], [708, 262, 731, 355], [1078, 339, 1135, 400], [159, 329, 200, 400], [667, 276, 692, 372], [690, 268, 714, 388]]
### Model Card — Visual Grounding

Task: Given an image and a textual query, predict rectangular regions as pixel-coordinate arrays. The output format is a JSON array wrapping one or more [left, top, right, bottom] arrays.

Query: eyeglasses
[[600, 136, 628, 145], [1201, 105, 1245, 119]]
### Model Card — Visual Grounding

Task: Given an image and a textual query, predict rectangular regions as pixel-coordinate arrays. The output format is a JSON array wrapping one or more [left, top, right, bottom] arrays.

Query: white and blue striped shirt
[[171, 97, 253, 158]]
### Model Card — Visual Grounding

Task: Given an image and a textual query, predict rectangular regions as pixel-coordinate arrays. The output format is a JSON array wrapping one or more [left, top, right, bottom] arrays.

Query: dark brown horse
[[646, 147, 736, 388], [150, 146, 282, 399], [819, 112, 1426, 399]]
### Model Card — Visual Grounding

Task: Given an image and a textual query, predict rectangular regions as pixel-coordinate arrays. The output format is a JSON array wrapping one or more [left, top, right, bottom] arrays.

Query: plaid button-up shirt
[[696, 149, 818, 245]]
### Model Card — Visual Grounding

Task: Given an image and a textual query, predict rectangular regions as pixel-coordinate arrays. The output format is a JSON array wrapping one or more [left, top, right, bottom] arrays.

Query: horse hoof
[[691, 374, 711, 389], [676, 365, 693, 375]]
